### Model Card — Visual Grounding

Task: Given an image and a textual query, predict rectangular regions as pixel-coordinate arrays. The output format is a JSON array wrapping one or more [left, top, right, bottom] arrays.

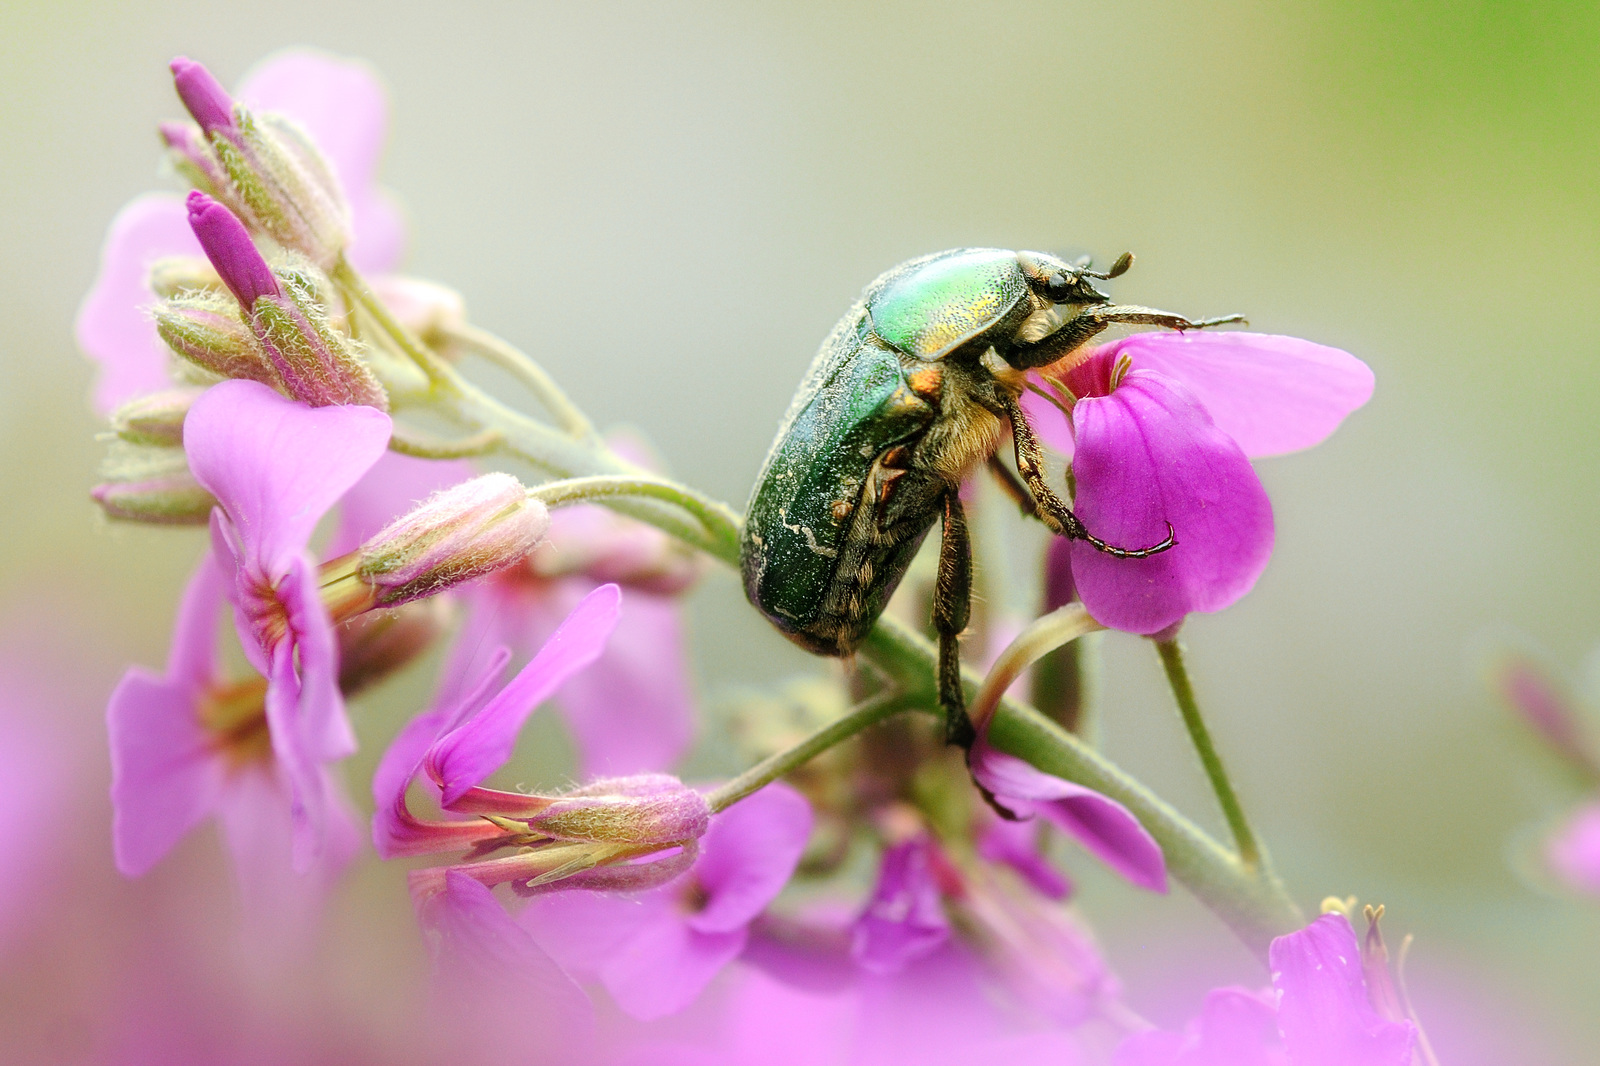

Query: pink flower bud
[[249, 273, 387, 408], [91, 442, 215, 525], [109, 387, 203, 447], [502, 773, 711, 848], [336, 596, 453, 697], [153, 291, 282, 389], [170, 57, 236, 137], [356, 474, 549, 607], [146, 254, 221, 300], [186, 192, 279, 307]]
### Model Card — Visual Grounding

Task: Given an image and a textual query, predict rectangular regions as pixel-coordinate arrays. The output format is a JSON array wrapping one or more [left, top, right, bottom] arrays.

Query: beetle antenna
[[1079, 251, 1134, 281], [1081, 520, 1176, 559]]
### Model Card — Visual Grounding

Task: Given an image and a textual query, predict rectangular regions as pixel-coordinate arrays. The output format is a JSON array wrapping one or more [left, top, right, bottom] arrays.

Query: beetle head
[[1018, 250, 1133, 305]]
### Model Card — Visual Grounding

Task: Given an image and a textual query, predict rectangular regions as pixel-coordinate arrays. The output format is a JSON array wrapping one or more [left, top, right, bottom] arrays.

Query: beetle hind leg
[[933, 490, 976, 749]]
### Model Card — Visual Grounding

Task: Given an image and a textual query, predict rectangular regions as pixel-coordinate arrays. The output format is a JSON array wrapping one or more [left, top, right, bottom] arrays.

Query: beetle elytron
[[740, 248, 1241, 748]]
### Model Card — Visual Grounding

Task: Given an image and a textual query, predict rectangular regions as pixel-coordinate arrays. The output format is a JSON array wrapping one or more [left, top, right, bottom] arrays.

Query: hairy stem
[[438, 321, 598, 442], [1156, 637, 1262, 869]]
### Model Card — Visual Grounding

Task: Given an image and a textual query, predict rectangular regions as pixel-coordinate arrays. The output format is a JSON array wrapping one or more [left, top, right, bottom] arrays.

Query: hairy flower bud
[[507, 774, 712, 847], [147, 255, 222, 300], [109, 387, 202, 447], [170, 56, 236, 137], [355, 474, 549, 607], [153, 291, 281, 387], [92, 441, 214, 525]]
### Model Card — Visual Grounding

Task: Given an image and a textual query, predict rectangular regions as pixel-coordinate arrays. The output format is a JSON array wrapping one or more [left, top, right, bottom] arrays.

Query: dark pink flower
[[852, 835, 952, 973], [184, 379, 390, 868], [968, 734, 1167, 893], [1115, 913, 1416, 1066], [1021, 332, 1372, 635], [77, 49, 406, 415], [525, 782, 813, 1020], [977, 815, 1073, 900], [106, 552, 358, 897]]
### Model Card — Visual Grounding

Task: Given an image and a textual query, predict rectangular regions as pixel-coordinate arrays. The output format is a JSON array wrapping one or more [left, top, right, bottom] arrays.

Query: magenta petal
[[238, 49, 405, 273], [1547, 802, 1600, 896], [429, 584, 622, 806], [852, 837, 950, 973], [970, 741, 1166, 892], [370, 706, 448, 858], [106, 669, 221, 877], [977, 817, 1072, 900], [424, 872, 594, 1036], [599, 918, 748, 1021], [1269, 913, 1416, 1066], [1111, 332, 1373, 459], [165, 552, 225, 690], [186, 380, 392, 577], [1019, 386, 1076, 460], [277, 557, 353, 762], [689, 782, 812, 933], [521, 888, 670, 981], [557, 588, 695, 777], [330, 452, 476, 556], [1070, 369, 1274, 635], [75, 193, 199, 414]]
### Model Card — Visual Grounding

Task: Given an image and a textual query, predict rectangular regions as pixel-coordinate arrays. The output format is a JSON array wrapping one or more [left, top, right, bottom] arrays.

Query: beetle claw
[[1081, 521, 1176, 559]]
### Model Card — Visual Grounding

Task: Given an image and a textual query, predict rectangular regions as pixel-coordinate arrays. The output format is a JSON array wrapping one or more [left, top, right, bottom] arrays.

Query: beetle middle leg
[[999, 392, 1175, 559], [933, 489, 976, 749]]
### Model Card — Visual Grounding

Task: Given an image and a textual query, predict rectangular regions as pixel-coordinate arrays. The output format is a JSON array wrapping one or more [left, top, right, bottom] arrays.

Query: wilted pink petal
[[969, 738, 1166, 892], [1270, 913, 1416, 1066], [852, 835, 950, 973], [1110, 332, 1373, 459], [427, 584, 621, 805], [1547, 802, 1600, 895], [1070, 368, 1273, 635], [238, 49, 405, 273], [75, 193, 198, 414]]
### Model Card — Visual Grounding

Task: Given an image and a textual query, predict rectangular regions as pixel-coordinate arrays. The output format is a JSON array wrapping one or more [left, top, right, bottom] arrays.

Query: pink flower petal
[[238, 49, 405, 273], [1547, 802, 1600, 895], [75, 193, 198, 414], [599, 917, 748, 1021], [852, 836, 950, 973], [1070, 368, 1274, 635], [976, 817, 1072, 900], [1269, 913, 1416, 1066], [1109, 332, 1373, 459], [165, 552, 225, 688], [106, 668, 222, 877], [185, 379, 392, 578], [428, 584, 622, 806], [689, 782, 812, 933], [1019, 385, 1077, 460], [521, 888, 671, 982], [970, 740, 1166, 892]]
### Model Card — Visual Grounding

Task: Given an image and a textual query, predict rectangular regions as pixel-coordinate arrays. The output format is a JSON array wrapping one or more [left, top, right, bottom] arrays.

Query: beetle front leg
[[1000, 392, 1176, 559], [1006, 304, 1246, 370], [933, 490, 977, 749]]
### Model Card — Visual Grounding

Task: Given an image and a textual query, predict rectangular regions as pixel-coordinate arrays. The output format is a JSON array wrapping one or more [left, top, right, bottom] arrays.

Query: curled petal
[[852, 836, 950, 973], [186, 379, 392, 578], [1269, 913, 1416, 1066], [970, 740, 1166, 892], [689, 782, 813, 933], [76, 193, 199, 414], [1109, 332, 1373, 458], [428, 584, 622, 806], [1070, 369, 1273, 635]]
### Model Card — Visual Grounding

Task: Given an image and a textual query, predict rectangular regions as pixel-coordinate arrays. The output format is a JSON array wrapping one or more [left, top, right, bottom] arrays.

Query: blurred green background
[[2, 1, 1597, 1062]]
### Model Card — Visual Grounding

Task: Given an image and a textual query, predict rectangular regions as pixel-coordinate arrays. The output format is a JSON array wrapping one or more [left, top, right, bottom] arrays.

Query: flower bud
[[169, 57, 352, 267], [186, 191, 279, 307], [356, 474, 549, 607], [250, 267, 387, 408], [109, 387, 202, 447], [336, 596, 453, 697], [159, 121, 232, 205], [153, 291, 281, 388], [509, 774, 711, 848], [368, 275, 468, 346], [92, 441, 214, 525], [147, 254, 222, 300]]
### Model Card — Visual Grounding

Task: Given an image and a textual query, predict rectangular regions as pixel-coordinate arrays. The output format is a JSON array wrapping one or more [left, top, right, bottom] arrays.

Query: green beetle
[[740, 248, 1240, 747]]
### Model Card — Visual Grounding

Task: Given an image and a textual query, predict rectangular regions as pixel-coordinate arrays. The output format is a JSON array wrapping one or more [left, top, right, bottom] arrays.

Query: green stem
[[439, 321, 598, 442], [705, 692, 906, 812], [527, 475, 742, 562], [1155, 637, 1262, 870]]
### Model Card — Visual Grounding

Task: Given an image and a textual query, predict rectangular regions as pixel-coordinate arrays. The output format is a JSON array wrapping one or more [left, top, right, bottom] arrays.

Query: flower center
[[197, 676, 272, 767]]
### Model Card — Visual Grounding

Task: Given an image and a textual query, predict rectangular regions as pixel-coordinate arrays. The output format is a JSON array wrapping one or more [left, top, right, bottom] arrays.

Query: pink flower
[[1546, 802, 1600, 895], [76, 49, 406, 414], [1022, 332, 1373, 635], [184, 379, 391, 868], [525, 782, 814, 1020], [851, 835, 952, 974], [968, 732, 1168, 893], [449, 495, 701, 778], [1114, 913, 1416, 1066], [106, 552, 358, 899]]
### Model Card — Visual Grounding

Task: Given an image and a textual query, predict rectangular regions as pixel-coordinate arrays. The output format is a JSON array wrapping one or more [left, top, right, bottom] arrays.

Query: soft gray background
[[2, 2, 1597, 1062]]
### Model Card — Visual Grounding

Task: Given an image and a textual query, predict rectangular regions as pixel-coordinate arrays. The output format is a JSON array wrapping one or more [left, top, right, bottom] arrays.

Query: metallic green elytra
[[741, 247, 1240, 746]]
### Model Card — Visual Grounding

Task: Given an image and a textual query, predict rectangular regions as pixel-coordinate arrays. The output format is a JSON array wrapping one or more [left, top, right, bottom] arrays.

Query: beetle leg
[[933, 490, 977, 749], [1001, 392, 1177, 559], [986, 453, 1037, 517], [1005, 304, 1246, 370]]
